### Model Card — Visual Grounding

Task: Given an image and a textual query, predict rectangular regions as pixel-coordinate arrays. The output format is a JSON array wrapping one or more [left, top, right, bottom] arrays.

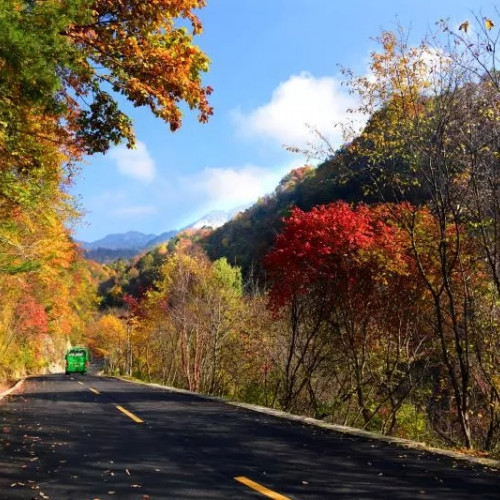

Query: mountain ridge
[[80, 208, 245, 262]]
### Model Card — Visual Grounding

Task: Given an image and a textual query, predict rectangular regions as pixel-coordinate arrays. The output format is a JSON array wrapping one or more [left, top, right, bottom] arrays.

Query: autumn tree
[[1, 0, 212, 158], [1, 0, 212, 224], [265, 202, 428, 427], [339, 17, 500, 449], [87, 314, 127, 374], [114, 242, 247, 394], [0, 222, 99, 379]]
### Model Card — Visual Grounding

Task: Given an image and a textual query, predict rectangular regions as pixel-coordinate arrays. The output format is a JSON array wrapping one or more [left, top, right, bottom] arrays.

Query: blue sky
[[71, 0, 487, 242]]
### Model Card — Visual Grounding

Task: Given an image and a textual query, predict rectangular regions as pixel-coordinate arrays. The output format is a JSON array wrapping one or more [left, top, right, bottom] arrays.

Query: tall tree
[[341, 19, 500, 449], [265, 202, 424, 424]]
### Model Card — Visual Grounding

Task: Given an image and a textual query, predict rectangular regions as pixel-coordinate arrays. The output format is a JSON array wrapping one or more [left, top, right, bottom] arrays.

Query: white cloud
[[232, 72, 358, 148], [112, 205, 158, 218], [109, 140, 156, 183], [182, 161, 303, 209]]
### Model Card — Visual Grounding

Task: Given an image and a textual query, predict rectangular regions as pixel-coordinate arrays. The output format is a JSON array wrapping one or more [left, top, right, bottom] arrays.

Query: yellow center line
[[116, 405, 144, 423], [234, 476, 291, 500], [77, 381, 84, 386], [89, 387, 100, 395]]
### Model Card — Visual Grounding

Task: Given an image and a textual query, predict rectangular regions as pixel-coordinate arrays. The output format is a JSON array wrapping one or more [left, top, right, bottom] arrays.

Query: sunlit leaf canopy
[[0, 0, 212, 242], [0, 0, 212, 161]]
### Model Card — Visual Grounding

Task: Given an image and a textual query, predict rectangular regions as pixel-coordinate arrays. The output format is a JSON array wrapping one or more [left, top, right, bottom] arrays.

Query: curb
[[0, 378, 25, 401], [114, 376, 500, 469]]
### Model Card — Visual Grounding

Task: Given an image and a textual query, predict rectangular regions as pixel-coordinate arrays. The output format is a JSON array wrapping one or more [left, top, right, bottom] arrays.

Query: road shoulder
[[0, 378, 25, 401]]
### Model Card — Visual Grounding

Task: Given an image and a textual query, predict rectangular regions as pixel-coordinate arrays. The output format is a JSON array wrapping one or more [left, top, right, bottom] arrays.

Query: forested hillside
[[202, 121, 432, 279], [92, 17, 500, 456], [0, 0, 211, 380], [202, 151, 375, 278]]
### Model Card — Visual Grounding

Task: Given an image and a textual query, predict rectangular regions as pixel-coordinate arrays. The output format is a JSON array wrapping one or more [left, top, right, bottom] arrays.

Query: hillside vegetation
[[0, 0, 211, 379], [202, 150, 383, 279], [93, 17, 500, 455]]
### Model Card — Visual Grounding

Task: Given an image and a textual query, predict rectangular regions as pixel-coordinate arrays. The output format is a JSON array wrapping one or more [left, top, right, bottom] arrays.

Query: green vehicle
[[65, 347, 89, 375]]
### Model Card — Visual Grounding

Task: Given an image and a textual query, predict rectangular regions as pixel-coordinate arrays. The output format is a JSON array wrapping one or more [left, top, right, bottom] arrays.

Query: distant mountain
[[184, 208, 245, 231], [142, 230, 178, 249], [80, 247, 139, 263], [80, 208, 244, 263], [145, 210, 237, 248], [81, 231, 157, 251]]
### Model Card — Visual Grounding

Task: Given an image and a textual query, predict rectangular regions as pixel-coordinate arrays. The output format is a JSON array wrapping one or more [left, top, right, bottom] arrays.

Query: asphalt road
[[0, 374, 499, 499]]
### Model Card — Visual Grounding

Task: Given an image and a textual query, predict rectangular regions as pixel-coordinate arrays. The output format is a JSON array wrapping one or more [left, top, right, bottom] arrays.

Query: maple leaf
[[485, 18, 495, 30], [459, 21, 469, 33]]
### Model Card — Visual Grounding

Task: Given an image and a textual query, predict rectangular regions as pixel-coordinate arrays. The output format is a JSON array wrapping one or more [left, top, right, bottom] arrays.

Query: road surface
[[0, 374, 498, 499]]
